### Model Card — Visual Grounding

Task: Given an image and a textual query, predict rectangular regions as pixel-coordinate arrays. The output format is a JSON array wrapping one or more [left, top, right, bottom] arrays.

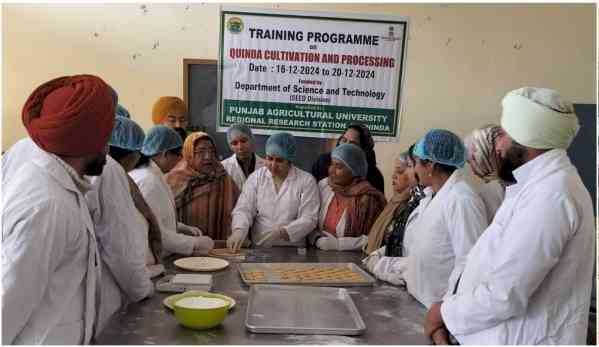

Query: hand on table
[[431, 327, 449, 345], [362, 253, 381, 273], [227, 231, 246, 251], [424, 302, 446, 343], [193, 236, 214, 251], [376, 271, 406, 286], [316, 236, 338, 251]]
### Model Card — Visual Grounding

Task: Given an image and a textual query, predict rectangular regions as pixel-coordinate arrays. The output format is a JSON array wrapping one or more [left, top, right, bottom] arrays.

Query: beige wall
[[3, 3, 596, 195]]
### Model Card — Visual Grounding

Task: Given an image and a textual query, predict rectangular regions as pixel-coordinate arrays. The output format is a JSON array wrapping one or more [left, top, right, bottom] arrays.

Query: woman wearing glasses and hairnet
[[227, 132, 320, 251], [366, 129, 488, 311], [309, 143, 387, 251], [130, 126, 215, 258]]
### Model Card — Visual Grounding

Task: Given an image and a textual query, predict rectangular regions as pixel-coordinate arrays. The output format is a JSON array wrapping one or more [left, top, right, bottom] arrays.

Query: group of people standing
[[1, 74, 595, 346]]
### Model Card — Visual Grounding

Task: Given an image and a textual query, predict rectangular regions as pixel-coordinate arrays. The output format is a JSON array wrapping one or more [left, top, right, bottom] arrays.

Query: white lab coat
[[130, 161, 195, 256], [86, 156, 153, 335], [222, 153, 266, 191], [231, 166, 320, 247], [1, 137, 43, 187], [402, 170, 488, 308], [2, 138, 155, 338], [2, 151, 99, 344], [313, 178, 368, 250], [441, 149, 596, 345], [477, 179, 505, 223]]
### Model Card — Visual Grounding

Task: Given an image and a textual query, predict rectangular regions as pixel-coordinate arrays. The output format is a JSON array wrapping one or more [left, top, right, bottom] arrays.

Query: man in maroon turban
[[2, 74, 115, 344], [21, 74, 115, 175]]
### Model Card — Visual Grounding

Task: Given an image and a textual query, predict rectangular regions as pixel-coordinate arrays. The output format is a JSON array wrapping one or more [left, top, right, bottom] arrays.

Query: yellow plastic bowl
[[173, 297, 230, 330]]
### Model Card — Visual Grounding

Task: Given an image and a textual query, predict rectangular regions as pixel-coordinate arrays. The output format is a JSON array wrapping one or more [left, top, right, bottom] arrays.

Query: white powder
[[176, 297, 227, 309], [375, 310, 393, 319], [284, 334, 359, 345]]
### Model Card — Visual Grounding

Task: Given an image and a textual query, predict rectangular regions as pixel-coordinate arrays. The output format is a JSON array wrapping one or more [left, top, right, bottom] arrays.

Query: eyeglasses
[[193, 150, 216, 158]]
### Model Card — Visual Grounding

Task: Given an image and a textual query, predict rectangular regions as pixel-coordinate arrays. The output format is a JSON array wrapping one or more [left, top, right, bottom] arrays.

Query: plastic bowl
[[173, 296, 230, 330]]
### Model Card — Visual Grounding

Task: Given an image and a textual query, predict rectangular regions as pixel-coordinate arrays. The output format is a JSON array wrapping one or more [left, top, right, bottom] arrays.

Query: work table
[[94, 247, 429, 345]]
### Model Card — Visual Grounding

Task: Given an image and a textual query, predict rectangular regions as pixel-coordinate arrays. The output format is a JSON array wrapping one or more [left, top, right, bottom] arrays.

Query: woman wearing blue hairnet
[[311, 123, 385, 193], [369, 129, 488, 311], [227, 132, 320, 251], [309, 144, 387, 251], [109, 116, 145, 172], [108, 116, 166, 275], [130, 126, 215, 258]]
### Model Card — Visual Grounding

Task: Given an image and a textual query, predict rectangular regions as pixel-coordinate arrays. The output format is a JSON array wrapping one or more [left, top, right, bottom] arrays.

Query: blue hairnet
[[413, 129, 465, 168], [226, 124, 254, 146], [116, 104, 130, 119], [265, 132, 296, 162], [331, 143, 368, 177], [141, 125, 183, 157], [110, 116, 145, 151]]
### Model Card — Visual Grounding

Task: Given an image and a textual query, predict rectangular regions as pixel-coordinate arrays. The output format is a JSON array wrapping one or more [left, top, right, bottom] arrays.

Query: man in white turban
[[424, 87, 595, 345]]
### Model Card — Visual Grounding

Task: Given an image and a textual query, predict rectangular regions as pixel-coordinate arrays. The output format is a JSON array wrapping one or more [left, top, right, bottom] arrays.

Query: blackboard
[[183, 59, 334, 172]]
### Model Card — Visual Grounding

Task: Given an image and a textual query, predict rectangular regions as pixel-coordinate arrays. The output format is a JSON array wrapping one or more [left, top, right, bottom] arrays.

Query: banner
[[218, 7, 409, 141]]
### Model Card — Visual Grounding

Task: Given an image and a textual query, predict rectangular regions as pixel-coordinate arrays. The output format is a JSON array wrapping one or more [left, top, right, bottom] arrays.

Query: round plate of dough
[[163, 290, 236, 310], [208, 248, 249, 257], [174, 257, 230, 272]]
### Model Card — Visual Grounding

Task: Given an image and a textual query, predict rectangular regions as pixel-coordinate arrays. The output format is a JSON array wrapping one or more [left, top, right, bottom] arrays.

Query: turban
[[151, 96, 187, 125], [414, 129, 465, 168], [266, 132, 296, 162], [331, 143, 368, 177], [22, 74, 115, 156], [464, 125, 502, 182], [501, 87, 579, 149]]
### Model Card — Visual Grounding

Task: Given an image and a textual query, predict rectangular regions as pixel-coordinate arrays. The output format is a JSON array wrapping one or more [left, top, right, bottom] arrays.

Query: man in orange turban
[[151, 96, 188, 141], [3, 74, 115, 344]]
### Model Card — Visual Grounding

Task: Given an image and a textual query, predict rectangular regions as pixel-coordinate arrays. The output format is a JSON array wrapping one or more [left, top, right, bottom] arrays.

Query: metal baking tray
[[246, 284, 366, 335], [238, 262, 375, 287]]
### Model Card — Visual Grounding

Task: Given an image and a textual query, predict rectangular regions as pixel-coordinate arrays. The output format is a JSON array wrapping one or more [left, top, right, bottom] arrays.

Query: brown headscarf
[[464, 125, 502, 182], [328, 178, 387, 238], [166, 132, 239, 240], [365, 189, 411, 254]]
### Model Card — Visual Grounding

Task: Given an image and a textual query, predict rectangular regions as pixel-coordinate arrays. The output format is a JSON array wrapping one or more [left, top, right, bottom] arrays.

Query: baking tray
[[246, 284, 366, 335], [238, 262, 375, 287]]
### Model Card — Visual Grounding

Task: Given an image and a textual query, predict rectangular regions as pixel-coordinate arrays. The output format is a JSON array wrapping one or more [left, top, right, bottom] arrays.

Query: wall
[[3, 3, 596, 195]]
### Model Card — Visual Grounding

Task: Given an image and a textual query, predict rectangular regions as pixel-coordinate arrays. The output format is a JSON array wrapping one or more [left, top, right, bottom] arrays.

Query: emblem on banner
[[227, 17, 244, 34], [382, 26, 401, 42]]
